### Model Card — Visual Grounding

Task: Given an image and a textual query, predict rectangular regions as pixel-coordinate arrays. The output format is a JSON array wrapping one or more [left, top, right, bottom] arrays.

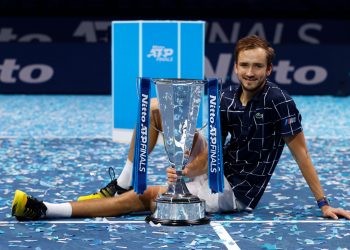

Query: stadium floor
[[0, 95, 349, 249]]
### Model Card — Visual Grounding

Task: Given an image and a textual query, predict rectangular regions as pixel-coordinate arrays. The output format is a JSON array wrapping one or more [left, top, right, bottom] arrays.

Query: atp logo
[[147, 45, 174, 62]]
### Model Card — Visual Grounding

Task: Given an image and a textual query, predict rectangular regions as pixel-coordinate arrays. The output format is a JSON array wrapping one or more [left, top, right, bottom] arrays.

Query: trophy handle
[[197, 122, 207, 132]]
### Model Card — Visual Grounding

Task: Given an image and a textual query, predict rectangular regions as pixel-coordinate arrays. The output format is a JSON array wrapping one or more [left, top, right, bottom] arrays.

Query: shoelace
[[88, 167, 117, 196], [98, 167, 118, 196], [108, 167, 116, 182]]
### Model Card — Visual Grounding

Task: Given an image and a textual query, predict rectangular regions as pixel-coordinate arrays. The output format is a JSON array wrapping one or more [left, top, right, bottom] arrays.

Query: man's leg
[[78, 99, 163, 201], [12, 186, 167, 220], [117, 99, 162, 188], [126, 98, 162, 163], [71, 186, 165, 217]]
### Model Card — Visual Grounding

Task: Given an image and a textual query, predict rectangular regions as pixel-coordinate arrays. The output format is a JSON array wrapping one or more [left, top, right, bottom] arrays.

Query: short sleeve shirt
[[220, 81, 303, 209]]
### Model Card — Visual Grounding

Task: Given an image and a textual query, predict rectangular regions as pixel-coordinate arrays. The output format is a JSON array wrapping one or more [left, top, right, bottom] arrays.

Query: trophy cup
[[145, 78, 209, 226]]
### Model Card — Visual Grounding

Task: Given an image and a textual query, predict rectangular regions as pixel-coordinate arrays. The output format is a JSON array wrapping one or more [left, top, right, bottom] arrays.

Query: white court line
[[1, 219, 348, 249], [1, 219, 349, 224], [212, 220, 350, 224], [0, 136, 112, 140], [1, 135, 349, 144], [1, 219, 242, 249], [211, 221, 241, 250], [0, 220, 146, 224]]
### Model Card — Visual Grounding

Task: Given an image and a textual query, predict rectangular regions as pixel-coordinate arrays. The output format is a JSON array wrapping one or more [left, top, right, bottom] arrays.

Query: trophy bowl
[[145, 78, 210, 226]]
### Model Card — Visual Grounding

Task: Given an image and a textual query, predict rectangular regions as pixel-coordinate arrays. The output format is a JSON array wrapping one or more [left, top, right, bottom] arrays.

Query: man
[[12, 35, 350, 221]]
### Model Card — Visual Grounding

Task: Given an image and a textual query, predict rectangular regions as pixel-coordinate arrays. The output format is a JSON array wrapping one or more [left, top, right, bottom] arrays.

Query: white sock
[[44, 202, 72, 218], [117, 159, 133, 189]]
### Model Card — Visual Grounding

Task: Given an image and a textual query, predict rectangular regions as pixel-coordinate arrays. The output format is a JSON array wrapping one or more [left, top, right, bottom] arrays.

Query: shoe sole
[[12, 190, 28, 217]]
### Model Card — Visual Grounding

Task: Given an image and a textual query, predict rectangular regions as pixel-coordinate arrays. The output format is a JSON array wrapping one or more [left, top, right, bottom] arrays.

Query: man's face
[[234, 48, 272, 93]]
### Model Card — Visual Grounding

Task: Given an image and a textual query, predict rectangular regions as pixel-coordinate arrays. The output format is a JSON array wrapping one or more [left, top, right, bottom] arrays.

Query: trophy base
[[146, 215, 210, 226], [146, 195, 210, 226]]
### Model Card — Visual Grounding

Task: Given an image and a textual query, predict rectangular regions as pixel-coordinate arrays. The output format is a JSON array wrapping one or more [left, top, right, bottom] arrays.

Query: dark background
[[1, 0, 350, 95], [0, 0, 349, 19]]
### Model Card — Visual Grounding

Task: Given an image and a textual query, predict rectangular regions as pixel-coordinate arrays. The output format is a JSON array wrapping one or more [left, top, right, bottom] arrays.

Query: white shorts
[[186, 174, 245, 213], [186, 132, 246, 213]]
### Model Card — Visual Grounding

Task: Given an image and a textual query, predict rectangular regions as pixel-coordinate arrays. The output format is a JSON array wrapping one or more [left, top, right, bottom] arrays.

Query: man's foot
[[12, 190, 47, 221], [77, 167, 132, 201]]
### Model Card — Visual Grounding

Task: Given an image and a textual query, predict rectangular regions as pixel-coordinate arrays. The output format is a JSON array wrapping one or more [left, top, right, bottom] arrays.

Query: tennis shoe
[[77, 167, 132, 201], [12, 190, 47, 221]]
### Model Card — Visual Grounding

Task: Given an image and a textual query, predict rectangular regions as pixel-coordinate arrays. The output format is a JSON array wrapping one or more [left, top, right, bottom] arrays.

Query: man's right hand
[[166, 167, 178, 183], [182, 148, 208, 178]]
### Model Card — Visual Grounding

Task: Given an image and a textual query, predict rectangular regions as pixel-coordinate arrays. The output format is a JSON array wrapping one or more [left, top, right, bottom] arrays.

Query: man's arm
[[166, 146, 208, 182], [182, 147, 208, 178], [284, 131, 350, 220]]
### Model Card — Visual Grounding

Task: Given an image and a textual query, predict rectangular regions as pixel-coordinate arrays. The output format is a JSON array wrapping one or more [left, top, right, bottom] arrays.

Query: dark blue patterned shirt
[[220, 81, 303, 209]]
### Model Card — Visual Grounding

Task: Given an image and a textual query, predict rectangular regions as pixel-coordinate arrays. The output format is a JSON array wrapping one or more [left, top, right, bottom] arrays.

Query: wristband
[[317, 197, 330, 208]]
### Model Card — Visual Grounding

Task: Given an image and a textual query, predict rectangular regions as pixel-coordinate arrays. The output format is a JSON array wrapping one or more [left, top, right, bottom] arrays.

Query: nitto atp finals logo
[[147, 45, 174, 62]]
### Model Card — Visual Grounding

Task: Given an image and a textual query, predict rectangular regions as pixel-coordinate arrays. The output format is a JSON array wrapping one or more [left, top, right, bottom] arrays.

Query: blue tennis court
[[0, 95, 349, 249]]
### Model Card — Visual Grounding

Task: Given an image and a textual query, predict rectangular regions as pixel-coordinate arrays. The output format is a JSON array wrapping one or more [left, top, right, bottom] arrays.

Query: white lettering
[[139, 143, 147, 172], [294, 66, 328, 85], [210, 143, 217, 173], [138, 93, 149, 173], [209, 94, 218, 174], [207, 21, 322, 45], [298, 23, 322, 44], [73, 21, 110, 43], [209, 95, 217, 124], [273, 60, 295, 84], [0, 59, 54, 84], [205, 56, 328, 86], [19, 64, 54, 84], [207, 21, 287, 44], [0, 28, 17, 42], [230, 22, 240, 43], [141, 94, 149, 122], [205, 54, 232, 80], [0, 59, 20, 83], [73, 21, 97, 42], [147, 45, 174, 62], [18, 34, 52, 42], [273, 23, 284, 44], [0, 28, 52, 43], [209, 128, 217, 173], [208, 22, 229, 43], [247, 23, 267, 40], [163, 48, 173, 58]]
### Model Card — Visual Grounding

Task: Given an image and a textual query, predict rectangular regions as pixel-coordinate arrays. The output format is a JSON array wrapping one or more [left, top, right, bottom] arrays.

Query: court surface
[[0, 95, 349, 249]]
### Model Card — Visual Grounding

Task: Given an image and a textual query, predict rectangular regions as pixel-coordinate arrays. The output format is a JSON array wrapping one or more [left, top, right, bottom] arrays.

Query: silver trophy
[[146, 78, 209, 226]]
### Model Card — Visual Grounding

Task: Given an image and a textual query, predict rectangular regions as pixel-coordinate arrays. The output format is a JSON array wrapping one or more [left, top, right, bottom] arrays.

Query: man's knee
[[150, 98, 158, 109], [150, 98, 162, 130], [138, 186, 166, 210]]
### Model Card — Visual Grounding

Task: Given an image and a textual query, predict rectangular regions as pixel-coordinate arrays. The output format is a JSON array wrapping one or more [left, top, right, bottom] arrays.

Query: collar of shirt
[[234, 80, 270, 107], [231, 81, 271, 139]]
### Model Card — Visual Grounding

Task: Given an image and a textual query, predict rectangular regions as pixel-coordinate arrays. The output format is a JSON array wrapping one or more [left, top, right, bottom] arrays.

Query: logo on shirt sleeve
[[285, 117, 296, 125]]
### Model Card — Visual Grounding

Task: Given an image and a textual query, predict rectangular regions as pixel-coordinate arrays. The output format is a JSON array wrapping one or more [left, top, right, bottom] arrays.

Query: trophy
[[133, 77, 223, 226], [146, 78, 209, 226]]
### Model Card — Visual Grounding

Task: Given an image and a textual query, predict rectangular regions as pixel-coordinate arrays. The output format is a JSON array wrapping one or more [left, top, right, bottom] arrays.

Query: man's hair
[[234, 35, 275, 65]]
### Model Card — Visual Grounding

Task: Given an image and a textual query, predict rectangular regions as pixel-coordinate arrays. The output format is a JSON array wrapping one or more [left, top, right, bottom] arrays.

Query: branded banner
[[0, 44, 110, 94], [132, 77, 151, 194], [0, 18, 111, 94], [205, 44, 350, 96], [205, 19, 350, 45], [111, 21, 205, 138], [208, 78, 224, 193], [1, 17, 349, 97]]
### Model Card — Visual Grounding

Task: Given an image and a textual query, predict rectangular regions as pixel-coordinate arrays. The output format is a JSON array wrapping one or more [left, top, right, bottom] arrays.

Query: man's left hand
[[321, 205, 350, 220]]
